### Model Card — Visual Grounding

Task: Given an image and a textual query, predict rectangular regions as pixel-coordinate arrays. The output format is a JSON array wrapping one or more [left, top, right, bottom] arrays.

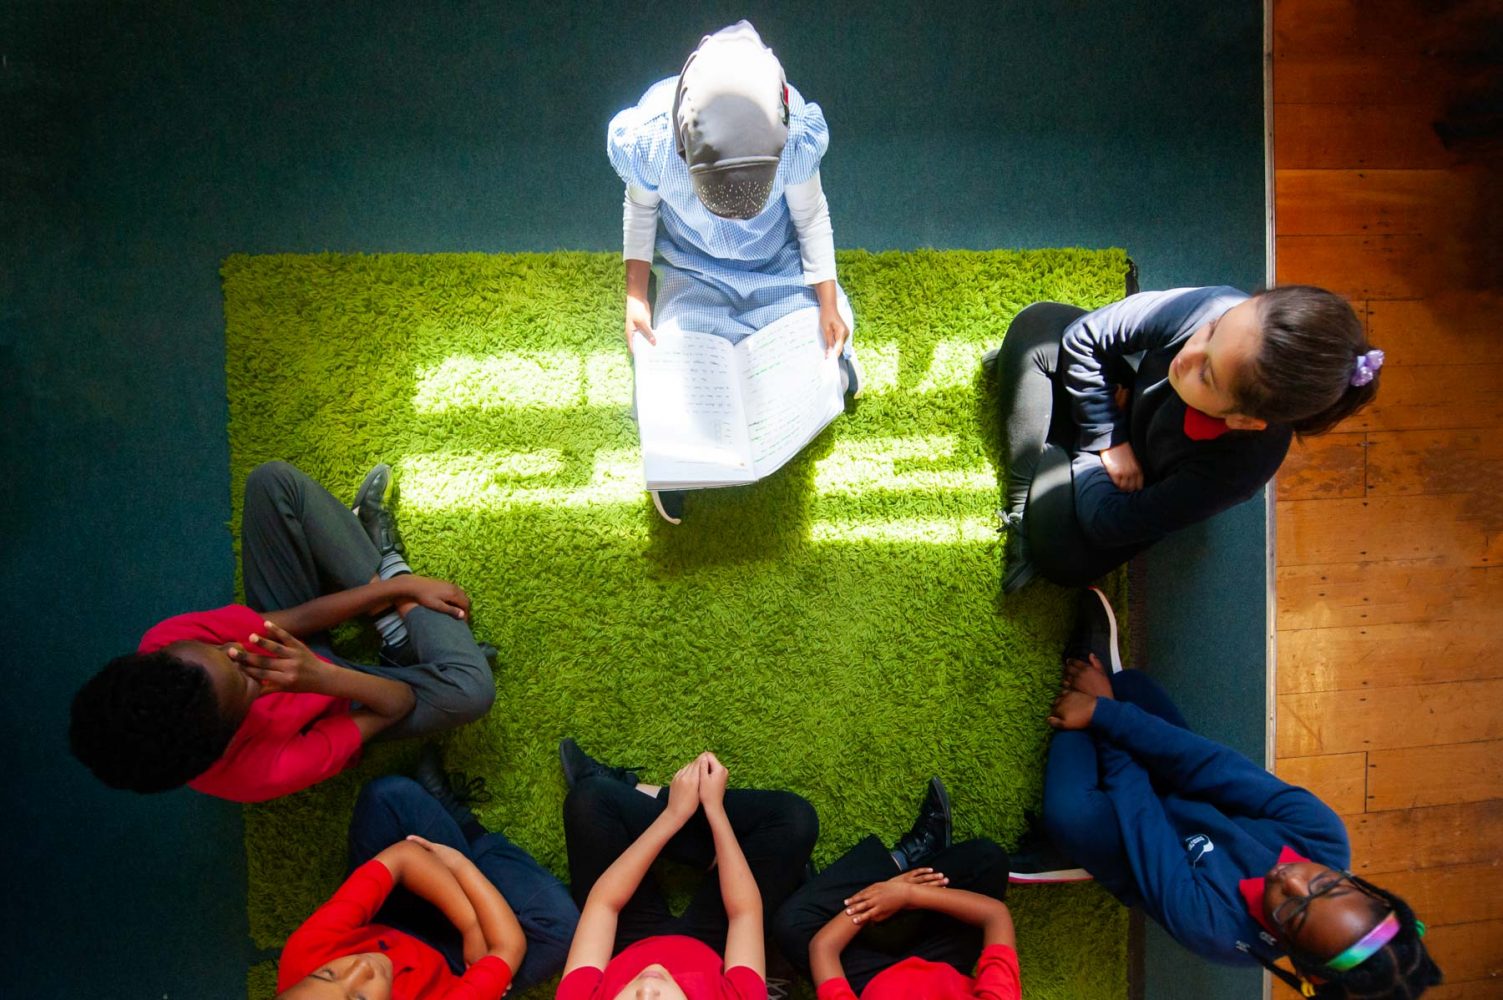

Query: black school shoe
[[891, 777, 952, 870], [1064, 586, 1123, 673], [1007, 814, 1092, 885], [558, 738, 641, 789], [353, 462, 406, 557], [999, 509, 1037, 594], [411, 744, 492, 830]]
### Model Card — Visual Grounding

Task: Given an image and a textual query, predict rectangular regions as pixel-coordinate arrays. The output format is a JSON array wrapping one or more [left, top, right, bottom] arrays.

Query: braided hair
[[1236, 285, 1379, 437], [69, 649, 238, 792], [1258, 877, 1442, 999]]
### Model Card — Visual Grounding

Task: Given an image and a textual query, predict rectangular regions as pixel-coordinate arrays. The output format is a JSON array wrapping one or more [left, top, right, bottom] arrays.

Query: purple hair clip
[[1350, 349, 1385, 387]]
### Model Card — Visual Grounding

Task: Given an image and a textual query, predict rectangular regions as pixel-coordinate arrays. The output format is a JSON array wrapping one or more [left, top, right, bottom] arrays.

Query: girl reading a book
[[608, 20, 862, 524], [990, 284, 1381, 591]]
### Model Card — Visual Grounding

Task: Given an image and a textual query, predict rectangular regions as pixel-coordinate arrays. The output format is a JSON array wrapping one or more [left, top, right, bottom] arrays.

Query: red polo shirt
[[278, 859, 512, 1000], [1238, 845, 1310, 934], [556, 935, 766, 1000], [139, 604, 363, 802], [815, 944, 1021, 1000]]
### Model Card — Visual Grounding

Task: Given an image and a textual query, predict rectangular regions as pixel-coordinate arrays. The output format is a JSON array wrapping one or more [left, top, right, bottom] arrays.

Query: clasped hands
[[662, 751, 732, 824]]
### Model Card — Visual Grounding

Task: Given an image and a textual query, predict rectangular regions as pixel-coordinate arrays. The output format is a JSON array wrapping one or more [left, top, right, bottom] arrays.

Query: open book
[[633, 306, 844, 490]]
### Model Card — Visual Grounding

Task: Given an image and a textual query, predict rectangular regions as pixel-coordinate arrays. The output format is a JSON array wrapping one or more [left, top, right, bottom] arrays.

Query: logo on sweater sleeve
[[1184, 834, 1216, 866]]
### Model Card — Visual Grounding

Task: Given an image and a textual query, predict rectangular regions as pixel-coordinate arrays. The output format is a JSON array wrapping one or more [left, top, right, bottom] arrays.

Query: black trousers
[[995, 303, 1147, 586], [772, 836, 1009, 993], [562, 775, 819, 952], [239, 460, 494, 741]]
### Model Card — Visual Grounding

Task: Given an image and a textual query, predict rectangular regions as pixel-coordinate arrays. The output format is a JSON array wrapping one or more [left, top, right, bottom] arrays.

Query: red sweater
[[278, 859, 512, 1000], [556, 935, 766, 1000], [139, 604, 363, 802], [816, 945, 1021, 1000]]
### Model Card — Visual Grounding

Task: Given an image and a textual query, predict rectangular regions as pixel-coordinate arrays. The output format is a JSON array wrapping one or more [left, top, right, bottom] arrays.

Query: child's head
[[1258, 862, 1442, 998], [69, 641, 258, 792], [1167, 285, 1378, 436], [277, 953, 393, 1000], [612, 964, 689, 1000], [673, 21, 789, 220]]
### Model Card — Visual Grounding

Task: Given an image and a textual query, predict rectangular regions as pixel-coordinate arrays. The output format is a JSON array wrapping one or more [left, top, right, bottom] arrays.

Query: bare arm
[[709, 803, 764, 976], [263, 579, 404, 637], [809, 911, 863, 986], [378, 841, 481, 942], [230, 620, 416, 739], [407, 836, 527, 971], [904, 886, 1016, 948], [624, 258, 655, 349], [264, 575, 471, 638], [696, 752, 764, 977], [562, 760, 702, 976]]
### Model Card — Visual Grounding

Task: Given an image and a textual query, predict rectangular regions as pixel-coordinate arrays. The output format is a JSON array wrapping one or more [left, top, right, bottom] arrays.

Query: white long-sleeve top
[[621, 170, 838, 286]]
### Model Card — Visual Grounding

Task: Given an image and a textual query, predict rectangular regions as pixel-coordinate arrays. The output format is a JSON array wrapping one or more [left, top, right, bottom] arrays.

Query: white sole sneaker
[[842, 353, 865, 399], [1008, 867, 1095, 885], [1087, 585, 1123, 674], [650, 490, 682, 525]]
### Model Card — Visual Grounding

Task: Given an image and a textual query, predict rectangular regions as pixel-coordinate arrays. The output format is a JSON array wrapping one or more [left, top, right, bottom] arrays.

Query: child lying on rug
[[1037, 589, 1442, 998], [774, 777, 1022, 1000], [69, 461, 495, 802], [555, 740, 818, 1000], [276, 750, 578, 999], [990, 284, 1381, 591], [609, 20, 863, 525]]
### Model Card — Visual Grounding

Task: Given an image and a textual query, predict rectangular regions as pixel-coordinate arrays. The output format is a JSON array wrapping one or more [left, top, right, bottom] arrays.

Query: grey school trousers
[[239, 460, 494, 741]]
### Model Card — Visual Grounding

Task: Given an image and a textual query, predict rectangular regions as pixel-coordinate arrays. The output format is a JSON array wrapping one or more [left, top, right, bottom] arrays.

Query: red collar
[[1240, 845, 1310, 933], [1184, 406, 1230, 441]]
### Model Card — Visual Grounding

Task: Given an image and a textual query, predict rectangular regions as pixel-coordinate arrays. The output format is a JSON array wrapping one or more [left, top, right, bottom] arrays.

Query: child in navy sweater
[[1037, 589, 1441, 998], [991, 285, 1381, 591]]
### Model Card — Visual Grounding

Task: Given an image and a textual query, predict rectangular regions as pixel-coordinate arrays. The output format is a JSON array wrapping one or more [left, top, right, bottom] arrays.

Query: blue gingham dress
[[608, 77, 853, 345]]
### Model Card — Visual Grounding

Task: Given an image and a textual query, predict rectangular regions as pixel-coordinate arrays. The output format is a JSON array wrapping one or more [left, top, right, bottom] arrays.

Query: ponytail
[[1237, 286, 1378, 437]]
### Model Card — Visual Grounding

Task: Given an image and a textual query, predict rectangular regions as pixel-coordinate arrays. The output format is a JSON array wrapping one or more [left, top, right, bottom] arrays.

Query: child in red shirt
[[277, 763, 579, 999], [774, 779, 1021, 1000], [554, 743, 818, 1000], [70, 461, 495, 801]]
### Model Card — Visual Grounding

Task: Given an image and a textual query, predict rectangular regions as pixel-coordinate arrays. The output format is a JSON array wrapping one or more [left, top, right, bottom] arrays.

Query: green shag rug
[[223, 249, 1131, 999]]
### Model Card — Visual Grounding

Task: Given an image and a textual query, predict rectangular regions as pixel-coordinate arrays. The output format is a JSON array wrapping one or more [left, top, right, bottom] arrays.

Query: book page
[[632, 324, 754, 488], [736, 307, 844, 478]]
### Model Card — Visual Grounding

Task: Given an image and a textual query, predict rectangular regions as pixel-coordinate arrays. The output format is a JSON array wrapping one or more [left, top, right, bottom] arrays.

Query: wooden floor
[[1271, 1, 1503, 995]]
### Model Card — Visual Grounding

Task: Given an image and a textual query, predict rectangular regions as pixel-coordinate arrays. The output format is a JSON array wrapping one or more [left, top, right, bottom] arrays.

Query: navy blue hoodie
[[1090, 697, 1351, 965], [1058, 287, 1294, 548]]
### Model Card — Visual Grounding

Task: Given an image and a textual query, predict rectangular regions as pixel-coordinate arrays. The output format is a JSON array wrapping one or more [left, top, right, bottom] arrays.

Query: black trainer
[[1008, 814, 1092, 884], [999, 510, 1036, 594], [1064, 586, 1122, 673], [411, 744, 492, 829], [558, 737, 641, 789], [353, 463, 406, 557], [891, 777, 952, 870]]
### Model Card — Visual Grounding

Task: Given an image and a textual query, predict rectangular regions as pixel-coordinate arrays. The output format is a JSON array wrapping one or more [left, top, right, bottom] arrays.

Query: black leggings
[[995, 303, 1147, 585], [772, 837, 1009, 993], [562, 775, 818, 952]]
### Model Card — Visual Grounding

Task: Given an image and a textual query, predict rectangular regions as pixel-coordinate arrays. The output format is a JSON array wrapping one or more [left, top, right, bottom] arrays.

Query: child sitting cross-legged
[[69, 460, 495, 802], [555, 740, 819, 1000], [276, 748, 579, 999], [774, 778, 1021, 1000]]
